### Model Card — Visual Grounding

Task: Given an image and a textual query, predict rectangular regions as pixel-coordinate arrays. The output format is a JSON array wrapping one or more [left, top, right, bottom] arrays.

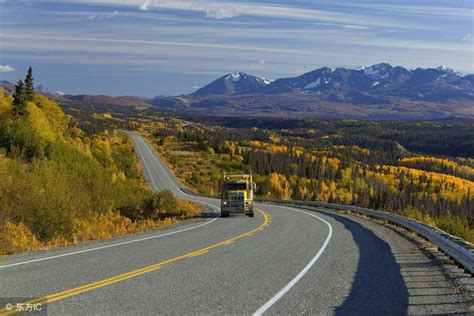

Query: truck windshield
[[225, 183, 247, 190]]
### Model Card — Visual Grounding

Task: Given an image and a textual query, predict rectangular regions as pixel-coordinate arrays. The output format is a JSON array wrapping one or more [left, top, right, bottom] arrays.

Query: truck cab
[[220, 172, 255, 217]]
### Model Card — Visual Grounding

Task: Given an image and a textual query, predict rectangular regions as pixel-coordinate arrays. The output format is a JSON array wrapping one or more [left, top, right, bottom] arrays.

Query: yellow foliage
[[72, 211, 134, 241], [292, 146, 305, 156], [265, 172, 292, 200], [400, 156, 474, 180], [0, 91, 13, 121], [268, 133, 281, 143], [0, 221, 41, 255], [319, 181, 330, 202], [26, 102, 57, 141], [32, 94, 68, 136], [176, 199, 201, 215], [247, 140, 287, 153], [93, 112, 113, 119]]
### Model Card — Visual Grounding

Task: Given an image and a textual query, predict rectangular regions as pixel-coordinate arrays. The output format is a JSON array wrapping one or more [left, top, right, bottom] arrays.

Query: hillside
[[0, 72, 199, 255]]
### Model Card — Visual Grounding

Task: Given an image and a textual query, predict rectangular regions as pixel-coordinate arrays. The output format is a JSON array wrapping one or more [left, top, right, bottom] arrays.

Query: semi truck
[[220, 171, 256, 217]]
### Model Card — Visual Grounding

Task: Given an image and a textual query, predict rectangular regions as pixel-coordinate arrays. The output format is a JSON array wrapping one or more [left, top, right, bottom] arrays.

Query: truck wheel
[[221, 212, 229, 218], [248, 212, 254, 217]]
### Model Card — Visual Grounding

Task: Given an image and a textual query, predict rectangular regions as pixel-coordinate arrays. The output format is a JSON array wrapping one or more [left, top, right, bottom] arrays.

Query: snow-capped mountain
[[152, 63, 473, 119], [36, 84, 65, 96], [192, 72, 271, 96], [184, 63, 472, 101], [263, 63, 470, 97]]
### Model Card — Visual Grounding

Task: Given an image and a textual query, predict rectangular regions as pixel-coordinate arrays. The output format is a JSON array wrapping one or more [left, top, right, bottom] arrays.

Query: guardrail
[[257, 198, 474, 274], [180, 188, 473, 274]]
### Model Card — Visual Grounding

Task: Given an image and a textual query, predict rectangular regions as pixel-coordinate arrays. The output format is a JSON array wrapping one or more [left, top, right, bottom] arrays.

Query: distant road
[[0, 133, 470, 315]]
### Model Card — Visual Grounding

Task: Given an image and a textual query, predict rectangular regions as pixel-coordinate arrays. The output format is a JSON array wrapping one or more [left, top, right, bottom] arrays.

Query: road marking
[[188, 250, 209, 257], [0, 210, 270, 315], [135, 136, 183, 193], [134, 135, 221, 212], [136, 136, 219, 206], [0, 218, 218, 269], [253, 206, 333, 316], [134, 135, 160, 191]]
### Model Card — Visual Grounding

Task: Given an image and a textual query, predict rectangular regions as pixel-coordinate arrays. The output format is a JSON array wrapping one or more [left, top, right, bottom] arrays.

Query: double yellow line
[[0, 210, 270, 315]]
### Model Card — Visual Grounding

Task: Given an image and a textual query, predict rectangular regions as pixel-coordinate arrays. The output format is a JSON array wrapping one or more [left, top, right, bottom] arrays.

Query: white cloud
[[462, 33, 473, 42], [205, 7, 239, 20], [139, 0, 150, 11], [87, 10, 119, 21], [0, 65, 15, 72], [30, 0, 427, 30]]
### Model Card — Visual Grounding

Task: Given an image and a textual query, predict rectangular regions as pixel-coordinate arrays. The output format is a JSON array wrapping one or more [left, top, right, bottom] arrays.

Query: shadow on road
[[198, 212, 221, 218], [323, 212, 409, 316]]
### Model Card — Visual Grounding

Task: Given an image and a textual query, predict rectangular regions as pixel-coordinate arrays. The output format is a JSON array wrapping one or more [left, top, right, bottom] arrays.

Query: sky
[[0, 0, 473, 97]]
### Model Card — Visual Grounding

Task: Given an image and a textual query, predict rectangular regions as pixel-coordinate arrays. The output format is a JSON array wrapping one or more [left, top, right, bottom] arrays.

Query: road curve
[[0, 132, 470, 315]]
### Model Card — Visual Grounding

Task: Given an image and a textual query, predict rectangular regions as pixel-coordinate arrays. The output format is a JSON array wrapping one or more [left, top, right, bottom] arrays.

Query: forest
[[0, 69, 199, 255], [149, 119, 473, 242]]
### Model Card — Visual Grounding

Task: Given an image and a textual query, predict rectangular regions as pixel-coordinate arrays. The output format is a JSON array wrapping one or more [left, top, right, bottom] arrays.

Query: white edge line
[[0, 218, 217, 269], [137, 136, 220, 211], [253, 206, 333, 316], [0, 135, 219, 269]]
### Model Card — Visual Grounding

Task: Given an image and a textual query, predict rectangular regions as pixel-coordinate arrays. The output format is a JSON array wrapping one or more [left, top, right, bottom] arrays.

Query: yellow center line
[[188, 250, 209, 257], [0, 209, 270, 315]]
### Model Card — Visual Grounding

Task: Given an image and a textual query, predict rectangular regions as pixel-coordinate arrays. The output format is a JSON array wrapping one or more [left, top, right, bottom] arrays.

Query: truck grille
[[230, 194, 244, 207]]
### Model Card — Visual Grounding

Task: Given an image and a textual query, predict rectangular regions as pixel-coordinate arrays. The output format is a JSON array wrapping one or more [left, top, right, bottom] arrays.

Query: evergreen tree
[[13, 80, 27, 116], [25, 67, 34, 101]]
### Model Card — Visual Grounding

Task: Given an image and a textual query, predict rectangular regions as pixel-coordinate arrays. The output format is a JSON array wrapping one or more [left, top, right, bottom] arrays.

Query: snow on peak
[[435, 66, 463, 77], [363, 63, 392, 79], [262, 78, 273, 85], [436, 65, 455, 73], [304, 77, 321, 89], [227, 72, 243, 82]]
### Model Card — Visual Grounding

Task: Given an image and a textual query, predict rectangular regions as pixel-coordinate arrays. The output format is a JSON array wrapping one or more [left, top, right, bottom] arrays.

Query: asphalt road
[[0, 132, 471, 315]]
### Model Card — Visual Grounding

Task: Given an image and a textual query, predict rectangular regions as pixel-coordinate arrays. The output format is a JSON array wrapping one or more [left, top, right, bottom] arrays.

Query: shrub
[[0, 221, 41, 255]]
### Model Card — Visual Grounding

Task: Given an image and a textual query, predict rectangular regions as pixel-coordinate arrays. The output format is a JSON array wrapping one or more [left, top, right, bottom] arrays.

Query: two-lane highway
[[0, 132, 470, 315]]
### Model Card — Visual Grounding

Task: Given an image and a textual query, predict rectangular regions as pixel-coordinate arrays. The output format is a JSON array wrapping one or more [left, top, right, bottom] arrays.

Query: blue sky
[[0, 0, 473, 96]]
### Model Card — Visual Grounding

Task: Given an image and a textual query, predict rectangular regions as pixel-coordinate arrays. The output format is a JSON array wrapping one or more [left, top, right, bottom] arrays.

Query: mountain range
[[190, 64, 472, 101], [1, 63, 473, 119], [153, 63, 473, 119]]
